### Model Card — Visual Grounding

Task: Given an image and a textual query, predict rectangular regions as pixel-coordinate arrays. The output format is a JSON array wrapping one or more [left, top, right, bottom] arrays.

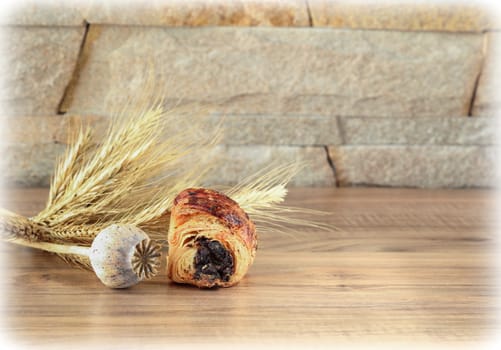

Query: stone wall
[[1, 0, 499, 188]]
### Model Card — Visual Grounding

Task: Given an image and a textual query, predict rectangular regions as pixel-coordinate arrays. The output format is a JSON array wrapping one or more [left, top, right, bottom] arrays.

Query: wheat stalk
[[226, 162, 332, 236], [1, 95, 220, 268]]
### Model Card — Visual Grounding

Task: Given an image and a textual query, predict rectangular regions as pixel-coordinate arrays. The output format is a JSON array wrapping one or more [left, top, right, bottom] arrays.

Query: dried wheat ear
[[0, 97, 220, 288]]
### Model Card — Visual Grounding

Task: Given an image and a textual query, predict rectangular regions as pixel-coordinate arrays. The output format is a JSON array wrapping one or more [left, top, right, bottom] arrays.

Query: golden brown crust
[[173, 188, 257, 250], [167, 188, 257, 288]]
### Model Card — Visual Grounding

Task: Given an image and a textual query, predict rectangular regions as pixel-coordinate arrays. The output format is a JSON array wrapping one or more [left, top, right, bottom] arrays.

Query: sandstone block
[[214, 114, 341, 145], [0, 1, 86, 26], [62, 26, 483, 118], [0, 26, 85, 116], [1, 116, 67, 145], [309, 0, 497, 32], [0, 143, 335, 187], [328, 146, 498, 188], [86, 0, 308, 27], [200, 145, 335, 187], [0, 143, 66, 187], [472, 33, 501, 117], [341, 116, 498, 146], [5, 113, 340, 147]]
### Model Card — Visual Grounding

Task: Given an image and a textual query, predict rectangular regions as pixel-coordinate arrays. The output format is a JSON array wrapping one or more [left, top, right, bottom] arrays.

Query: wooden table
[[0, 188, 498, 348]]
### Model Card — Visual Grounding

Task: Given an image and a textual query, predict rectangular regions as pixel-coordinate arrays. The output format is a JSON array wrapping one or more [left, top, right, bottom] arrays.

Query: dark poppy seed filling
[[194, 237, 234, 283]]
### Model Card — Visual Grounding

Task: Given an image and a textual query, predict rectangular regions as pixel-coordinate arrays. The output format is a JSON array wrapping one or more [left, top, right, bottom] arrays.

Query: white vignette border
[[0, 0, 500, 349]]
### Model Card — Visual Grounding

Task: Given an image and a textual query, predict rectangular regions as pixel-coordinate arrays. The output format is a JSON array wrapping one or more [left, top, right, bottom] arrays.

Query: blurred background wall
[[0, 0, 499, 188]]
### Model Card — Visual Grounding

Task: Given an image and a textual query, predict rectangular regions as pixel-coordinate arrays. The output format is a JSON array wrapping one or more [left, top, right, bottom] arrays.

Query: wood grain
[[0, 188, 498, 348]]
